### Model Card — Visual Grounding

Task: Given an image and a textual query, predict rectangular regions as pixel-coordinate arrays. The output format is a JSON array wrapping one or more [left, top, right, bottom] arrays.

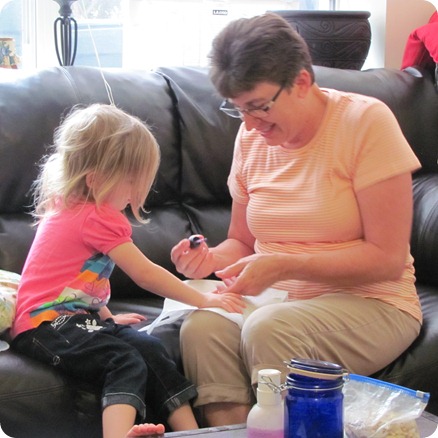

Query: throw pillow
[[401, 12, 438, 70], [0, 269, 20, 334]]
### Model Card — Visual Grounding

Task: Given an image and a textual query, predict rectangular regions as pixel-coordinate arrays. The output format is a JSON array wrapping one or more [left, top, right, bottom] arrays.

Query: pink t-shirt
[[11, 203, 132, 338], [228, 89, 422, 321]]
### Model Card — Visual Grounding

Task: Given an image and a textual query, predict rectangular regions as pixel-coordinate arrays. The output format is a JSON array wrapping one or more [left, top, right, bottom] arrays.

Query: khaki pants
[[180, 293, 420, 407]]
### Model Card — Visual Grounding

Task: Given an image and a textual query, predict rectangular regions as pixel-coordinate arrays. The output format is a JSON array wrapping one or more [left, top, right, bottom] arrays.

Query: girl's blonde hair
[[33, 103, 160, 223]]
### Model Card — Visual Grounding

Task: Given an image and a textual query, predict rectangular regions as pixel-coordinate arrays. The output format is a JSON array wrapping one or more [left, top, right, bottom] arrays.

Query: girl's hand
[[200, 291, 246, 313], [112, 313, 146, 325], [171, 235, 216, 279]]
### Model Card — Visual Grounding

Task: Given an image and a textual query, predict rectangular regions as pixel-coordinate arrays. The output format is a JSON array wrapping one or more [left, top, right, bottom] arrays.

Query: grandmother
[[171, 12, 422, 427]]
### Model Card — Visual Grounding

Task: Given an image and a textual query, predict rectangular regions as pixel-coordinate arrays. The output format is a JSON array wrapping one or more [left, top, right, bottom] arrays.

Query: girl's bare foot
[[126, 423, 165, 437]]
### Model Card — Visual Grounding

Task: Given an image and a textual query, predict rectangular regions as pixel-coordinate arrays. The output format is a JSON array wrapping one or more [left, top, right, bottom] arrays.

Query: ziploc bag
[[343, 374, 430, 438]]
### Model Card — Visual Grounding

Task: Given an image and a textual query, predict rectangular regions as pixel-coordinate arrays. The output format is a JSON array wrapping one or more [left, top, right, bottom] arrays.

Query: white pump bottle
[[247, 369, 284, 438]]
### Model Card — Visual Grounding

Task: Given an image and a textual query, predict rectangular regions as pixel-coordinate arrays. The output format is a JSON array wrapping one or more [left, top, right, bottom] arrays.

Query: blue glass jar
[[285, 358, 345, 438]]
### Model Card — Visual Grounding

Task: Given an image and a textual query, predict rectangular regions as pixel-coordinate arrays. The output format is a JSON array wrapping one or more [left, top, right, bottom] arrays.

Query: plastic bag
[[343, 374, 430, 438]]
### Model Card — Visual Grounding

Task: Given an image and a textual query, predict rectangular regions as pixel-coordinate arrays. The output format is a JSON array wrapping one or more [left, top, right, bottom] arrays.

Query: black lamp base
[[53, 0, 78, 66]]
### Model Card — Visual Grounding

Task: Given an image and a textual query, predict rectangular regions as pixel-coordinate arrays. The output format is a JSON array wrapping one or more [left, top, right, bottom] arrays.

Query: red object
[[401, 11, 438, 69]]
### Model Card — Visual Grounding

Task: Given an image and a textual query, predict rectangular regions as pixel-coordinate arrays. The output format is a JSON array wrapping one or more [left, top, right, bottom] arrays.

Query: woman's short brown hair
[[209, 13, 314, 98]]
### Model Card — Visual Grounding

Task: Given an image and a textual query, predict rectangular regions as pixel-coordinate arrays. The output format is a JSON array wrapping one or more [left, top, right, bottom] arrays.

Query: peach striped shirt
[[228, 89, 422, 322]]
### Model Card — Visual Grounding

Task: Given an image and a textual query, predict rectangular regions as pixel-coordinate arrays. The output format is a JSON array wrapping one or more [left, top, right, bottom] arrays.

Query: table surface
[[164, 424, 246, 437], [162, 411, 438, 437]]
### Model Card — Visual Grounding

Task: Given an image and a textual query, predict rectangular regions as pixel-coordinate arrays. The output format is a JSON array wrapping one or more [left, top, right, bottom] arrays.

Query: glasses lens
[[219, 105, 243, 118], [219, 99, 273, 119], [246, 108, 269, 118]]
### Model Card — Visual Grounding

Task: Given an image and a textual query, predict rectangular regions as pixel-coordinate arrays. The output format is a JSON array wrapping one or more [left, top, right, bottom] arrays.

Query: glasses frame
[[219, 84, 284, 119]]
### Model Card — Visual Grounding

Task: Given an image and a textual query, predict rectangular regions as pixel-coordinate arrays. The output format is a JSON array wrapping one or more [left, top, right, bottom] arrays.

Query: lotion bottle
[[247, 368, 284, 438]]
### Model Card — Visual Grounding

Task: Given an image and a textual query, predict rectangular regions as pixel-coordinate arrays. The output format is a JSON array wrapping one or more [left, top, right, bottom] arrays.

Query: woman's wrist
[[260, 253, 300, 285], [210, 239, 253, 273]]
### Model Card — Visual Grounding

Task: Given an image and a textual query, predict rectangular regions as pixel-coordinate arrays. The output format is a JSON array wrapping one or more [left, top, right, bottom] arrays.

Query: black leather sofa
[[1, 65, 438, 438]]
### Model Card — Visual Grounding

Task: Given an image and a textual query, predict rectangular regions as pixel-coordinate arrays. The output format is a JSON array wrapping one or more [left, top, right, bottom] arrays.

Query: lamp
[[53, 0, 78, 66]]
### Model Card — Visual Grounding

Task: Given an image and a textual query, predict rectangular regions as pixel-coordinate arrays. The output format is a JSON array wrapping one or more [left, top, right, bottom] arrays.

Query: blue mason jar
[[285, 358, 346, 438]]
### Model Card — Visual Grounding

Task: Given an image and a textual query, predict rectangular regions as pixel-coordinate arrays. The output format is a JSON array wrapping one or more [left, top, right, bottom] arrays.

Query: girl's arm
[[217, 172, 414, 296], [98, 306, 113, 320], [108, 243, 244, 313], [98, 305, 146, 325]]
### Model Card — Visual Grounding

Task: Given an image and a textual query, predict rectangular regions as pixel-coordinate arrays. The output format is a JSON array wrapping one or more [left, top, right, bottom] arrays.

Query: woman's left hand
[[112, 313, 147, 325], [215, 253, 281, 296]]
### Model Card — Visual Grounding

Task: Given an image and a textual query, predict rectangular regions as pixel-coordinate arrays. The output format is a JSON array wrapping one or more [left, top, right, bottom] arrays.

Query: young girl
[[10, 104, 243, 438]]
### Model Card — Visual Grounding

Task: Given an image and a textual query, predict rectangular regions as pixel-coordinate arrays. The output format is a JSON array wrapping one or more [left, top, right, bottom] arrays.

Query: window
[[73, 0, 123, 67], [71, 0, 333, 69], [3, 0, 383, 71], [0, 0, 23, 66]]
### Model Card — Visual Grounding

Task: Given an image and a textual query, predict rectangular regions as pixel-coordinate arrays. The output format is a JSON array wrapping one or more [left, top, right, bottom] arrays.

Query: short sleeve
[[82, 205, 132, 255], [228, 124, 250, 205], [352, 100, 421, 192]]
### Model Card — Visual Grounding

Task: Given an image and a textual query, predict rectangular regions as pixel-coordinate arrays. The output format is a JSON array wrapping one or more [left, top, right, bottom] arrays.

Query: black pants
[[12, 314, 197, 420]]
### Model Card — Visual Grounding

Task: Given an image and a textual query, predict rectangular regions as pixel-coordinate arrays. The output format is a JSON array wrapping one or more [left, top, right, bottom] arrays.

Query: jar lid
[[286, 358, 346, 380]]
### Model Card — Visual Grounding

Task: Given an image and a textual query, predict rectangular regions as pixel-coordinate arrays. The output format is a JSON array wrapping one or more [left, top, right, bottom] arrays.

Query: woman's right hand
[[171, 235, 216, 279]]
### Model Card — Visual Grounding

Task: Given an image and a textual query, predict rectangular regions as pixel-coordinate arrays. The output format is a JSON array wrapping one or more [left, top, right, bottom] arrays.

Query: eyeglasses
[[219, 84, 284, 119]]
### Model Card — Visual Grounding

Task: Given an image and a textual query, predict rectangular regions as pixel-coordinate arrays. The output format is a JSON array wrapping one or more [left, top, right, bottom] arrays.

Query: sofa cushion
[[411, 174, 438, 287], [156, 67, 241, 248], [0, 349, 81, 438]]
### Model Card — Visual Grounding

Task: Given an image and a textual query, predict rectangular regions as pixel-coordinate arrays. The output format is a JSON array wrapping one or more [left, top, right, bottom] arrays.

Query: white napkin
[[141, 279, 288, 334]]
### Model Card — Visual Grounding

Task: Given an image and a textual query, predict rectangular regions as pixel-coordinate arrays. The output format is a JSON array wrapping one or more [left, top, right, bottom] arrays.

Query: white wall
[[339, 0, 436, 69], [385, 0, 436, 68]]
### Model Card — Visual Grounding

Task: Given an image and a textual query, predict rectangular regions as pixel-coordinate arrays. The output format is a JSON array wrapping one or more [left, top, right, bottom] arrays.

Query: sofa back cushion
[[313, 65, 438, 174], [0, 67, 181, 287], [1, 65, 438, 293]]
